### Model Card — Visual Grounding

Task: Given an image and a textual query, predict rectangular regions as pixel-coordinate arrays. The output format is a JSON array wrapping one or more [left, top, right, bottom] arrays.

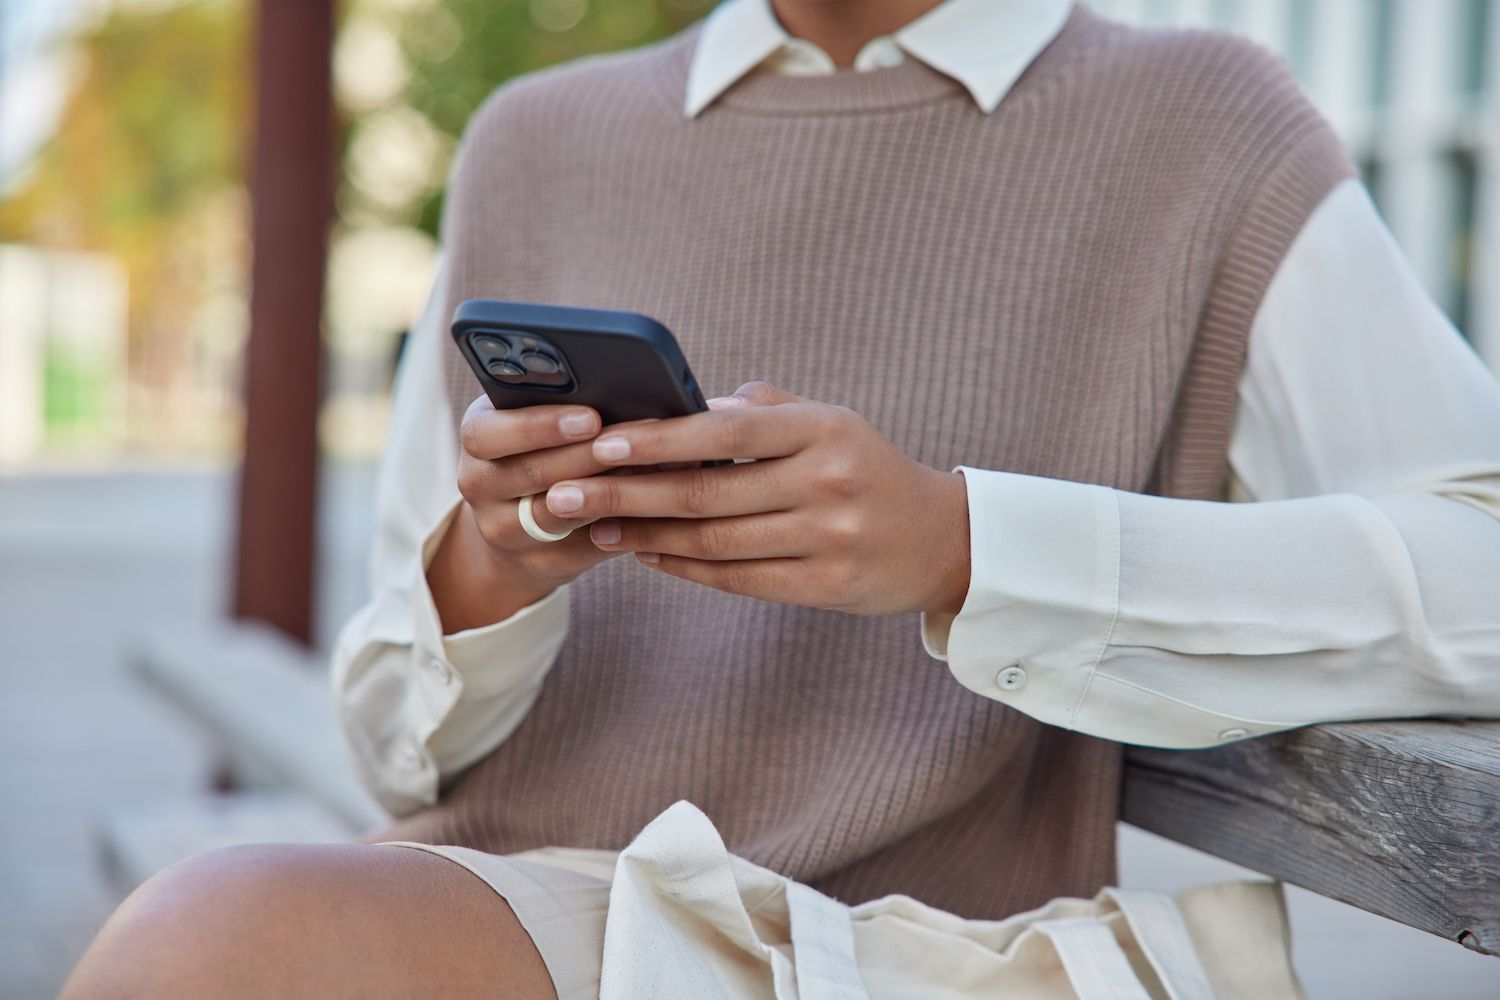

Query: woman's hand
[[427, 396, 620, 633], [544, 381, 971, 616]]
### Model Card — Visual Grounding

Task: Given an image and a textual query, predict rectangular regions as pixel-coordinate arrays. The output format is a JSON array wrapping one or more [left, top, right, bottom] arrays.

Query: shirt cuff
[[935, 467, 1121, 732], [408, 499, 570, 702]]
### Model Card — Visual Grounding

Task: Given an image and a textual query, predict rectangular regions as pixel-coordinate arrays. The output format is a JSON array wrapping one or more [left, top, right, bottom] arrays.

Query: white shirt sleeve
[[922, 179, 1500, 748], [331, 258, 570, 816]]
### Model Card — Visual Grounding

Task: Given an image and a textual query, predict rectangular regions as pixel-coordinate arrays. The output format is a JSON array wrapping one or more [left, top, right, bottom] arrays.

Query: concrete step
[[125, 622, 388, 833], [100, 790, 353, 892]]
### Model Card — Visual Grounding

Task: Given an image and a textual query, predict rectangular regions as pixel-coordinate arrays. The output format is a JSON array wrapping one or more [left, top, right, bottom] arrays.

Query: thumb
[[708, 380, 801, 410]]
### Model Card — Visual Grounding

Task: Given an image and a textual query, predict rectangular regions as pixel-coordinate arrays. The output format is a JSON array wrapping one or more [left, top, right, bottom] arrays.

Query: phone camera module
[[470, 328, 571, 390]]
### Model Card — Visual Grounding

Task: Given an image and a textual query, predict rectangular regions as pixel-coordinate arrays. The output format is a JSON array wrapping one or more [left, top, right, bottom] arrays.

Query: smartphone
[[451, 299, 710, 426]]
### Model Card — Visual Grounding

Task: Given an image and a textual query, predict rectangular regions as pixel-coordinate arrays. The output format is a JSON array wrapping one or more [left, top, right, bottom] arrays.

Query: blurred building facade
[[1097, 0, 1500, 371]]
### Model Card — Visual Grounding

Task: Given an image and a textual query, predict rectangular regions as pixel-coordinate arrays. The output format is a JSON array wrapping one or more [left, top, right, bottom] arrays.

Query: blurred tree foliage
[[398, 0, 712, 236], [0, 0, 250, 415], [0, 3, 248, 243]]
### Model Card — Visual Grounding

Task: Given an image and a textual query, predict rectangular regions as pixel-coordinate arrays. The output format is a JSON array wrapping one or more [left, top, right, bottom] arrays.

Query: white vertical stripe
[[1305, 0, 1377, 141], [1471, 2, 1500, 373]]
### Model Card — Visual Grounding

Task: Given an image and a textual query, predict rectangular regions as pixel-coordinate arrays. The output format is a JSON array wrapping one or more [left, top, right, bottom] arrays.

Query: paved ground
[[0, 467, 1493, 997]]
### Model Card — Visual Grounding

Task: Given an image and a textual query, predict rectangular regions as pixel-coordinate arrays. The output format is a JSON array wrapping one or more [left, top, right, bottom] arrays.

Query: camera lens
[[519, 351, 561, 375], [486, 358, 526, 383], [472, 333, 510, 358]]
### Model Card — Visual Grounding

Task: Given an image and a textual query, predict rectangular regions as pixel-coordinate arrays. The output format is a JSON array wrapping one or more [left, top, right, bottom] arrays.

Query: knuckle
[[617, 521, 648, 550], [696, 521, 730, 559], [816, 404, 854, 437], [455, 459, 485, 505], [718, 563, 753, 595], [680, 469, 719, 515], [593, 477, 623, 515], [470, 506, 506, 549], [509, 453, 549, 495], [819, 456, 860, 497], [458, 414, 487, 458], [715, 409, 748, 457], [823, 512, 864, 549]]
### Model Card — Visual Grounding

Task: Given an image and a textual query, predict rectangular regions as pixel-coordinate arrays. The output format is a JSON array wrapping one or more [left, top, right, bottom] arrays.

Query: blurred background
[[0, 0, 1496, 996]]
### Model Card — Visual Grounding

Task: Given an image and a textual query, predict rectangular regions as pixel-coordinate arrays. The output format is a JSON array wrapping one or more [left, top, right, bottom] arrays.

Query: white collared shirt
[[332, 0, 1500, 814], [684, 0, 1073, 116]]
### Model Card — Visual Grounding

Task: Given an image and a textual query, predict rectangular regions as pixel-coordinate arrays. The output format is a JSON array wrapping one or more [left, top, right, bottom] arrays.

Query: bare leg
[[62, 843, 559, 999]]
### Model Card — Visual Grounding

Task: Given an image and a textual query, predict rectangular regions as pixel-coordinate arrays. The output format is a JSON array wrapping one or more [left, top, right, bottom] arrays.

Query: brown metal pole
[[232, 0, 335, 645]]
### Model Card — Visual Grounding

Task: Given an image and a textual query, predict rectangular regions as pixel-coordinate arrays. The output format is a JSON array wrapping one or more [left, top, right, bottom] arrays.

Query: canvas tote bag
[[596, 801, 1304, 999]]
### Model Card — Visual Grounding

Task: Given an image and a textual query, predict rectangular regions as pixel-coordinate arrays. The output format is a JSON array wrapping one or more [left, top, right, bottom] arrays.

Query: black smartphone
[[451, 299, 710, 426]]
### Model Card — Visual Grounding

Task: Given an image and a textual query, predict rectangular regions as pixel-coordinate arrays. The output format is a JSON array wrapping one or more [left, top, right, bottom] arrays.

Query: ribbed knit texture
[[383, 5, 1353, 919]]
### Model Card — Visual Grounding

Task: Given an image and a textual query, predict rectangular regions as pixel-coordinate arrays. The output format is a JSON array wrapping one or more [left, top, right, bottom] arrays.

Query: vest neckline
[[654, 25, 972, 117], [714, 58, 969, 115]]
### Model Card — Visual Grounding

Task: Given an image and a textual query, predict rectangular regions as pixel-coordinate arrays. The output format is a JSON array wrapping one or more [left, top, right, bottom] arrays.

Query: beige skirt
[[381, 842, 619, 1000]]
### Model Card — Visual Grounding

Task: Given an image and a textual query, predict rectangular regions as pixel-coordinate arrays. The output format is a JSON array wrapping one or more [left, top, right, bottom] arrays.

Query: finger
[[515, 490, 599, 539], [590, 404, 823, 467], [466, 491, 600, 555], [632, 553, 810, 604], [457, 442, 610, 508], [546, 460, 794, 520], [589, 512, 804, 561], [460, 396, 601, 461]]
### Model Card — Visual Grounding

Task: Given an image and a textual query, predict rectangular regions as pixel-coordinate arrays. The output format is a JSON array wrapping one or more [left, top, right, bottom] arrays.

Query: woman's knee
[[62, 841, 558, 1000], [62, 843, 335, 999]]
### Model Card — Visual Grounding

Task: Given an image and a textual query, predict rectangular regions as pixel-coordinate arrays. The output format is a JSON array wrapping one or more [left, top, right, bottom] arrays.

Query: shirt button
[[1218, 728, 1249, 742], [872, 46, 904, 69], [997, 665, 1027, 691], [426, 656, 449, 683]]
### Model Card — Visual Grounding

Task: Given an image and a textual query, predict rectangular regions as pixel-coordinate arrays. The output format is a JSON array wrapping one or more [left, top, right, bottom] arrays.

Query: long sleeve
[[331, 259, 570, 815], [923, 179, 1500, 748]]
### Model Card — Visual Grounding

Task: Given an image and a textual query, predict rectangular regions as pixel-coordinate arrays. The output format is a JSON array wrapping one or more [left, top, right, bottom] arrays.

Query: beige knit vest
[[385, 5, 1352, 918]]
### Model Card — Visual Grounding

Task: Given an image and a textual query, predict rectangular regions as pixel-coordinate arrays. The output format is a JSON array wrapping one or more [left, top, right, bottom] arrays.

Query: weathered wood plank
[[1122, 721, 1500, 957]]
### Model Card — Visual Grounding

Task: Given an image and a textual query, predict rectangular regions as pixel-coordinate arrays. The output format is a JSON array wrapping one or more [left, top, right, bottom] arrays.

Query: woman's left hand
[[542, 381, 971, 616]]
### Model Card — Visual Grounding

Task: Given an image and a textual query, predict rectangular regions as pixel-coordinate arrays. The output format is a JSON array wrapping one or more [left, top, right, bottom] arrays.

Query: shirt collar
[[684, 0, 1074, 118]]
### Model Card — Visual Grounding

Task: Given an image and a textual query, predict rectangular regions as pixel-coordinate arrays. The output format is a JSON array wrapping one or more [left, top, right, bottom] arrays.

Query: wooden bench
[[1122, 722, 1500, 956]]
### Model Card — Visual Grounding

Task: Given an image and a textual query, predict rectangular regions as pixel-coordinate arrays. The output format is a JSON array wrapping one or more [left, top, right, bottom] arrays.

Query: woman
[[66, 0, 1500, 996]]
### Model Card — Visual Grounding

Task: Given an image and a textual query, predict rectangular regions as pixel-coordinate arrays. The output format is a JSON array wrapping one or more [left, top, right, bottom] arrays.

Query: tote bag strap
[[1104, 889, 1215, 1000], [1035, 917, 1153, 1000], [784, 880, 870, 1000]]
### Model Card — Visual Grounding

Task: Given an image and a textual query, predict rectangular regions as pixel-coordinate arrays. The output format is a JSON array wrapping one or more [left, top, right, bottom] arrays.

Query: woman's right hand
[[427, 395, 620, 633]]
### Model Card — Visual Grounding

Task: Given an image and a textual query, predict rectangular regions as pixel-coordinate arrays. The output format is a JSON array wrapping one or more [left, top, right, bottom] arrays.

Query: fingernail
[[706, 395, 745, 409], [637, 551, 660, 564], [590, 520, 621, 546], [559, 410, 596, 437], [594, 437, 630, 461], [546, 485, 584, 514]]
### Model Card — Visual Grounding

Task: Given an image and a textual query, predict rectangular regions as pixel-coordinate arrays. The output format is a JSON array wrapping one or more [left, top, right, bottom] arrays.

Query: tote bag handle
[[1036, 917, 1154, 1000], [785, 880, 869, 1000]]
